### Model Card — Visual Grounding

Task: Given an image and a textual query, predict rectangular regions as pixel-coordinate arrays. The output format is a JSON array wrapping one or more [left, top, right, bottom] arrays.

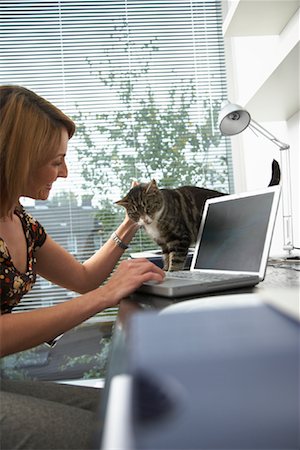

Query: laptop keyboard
[[165, 271, 253, 282]]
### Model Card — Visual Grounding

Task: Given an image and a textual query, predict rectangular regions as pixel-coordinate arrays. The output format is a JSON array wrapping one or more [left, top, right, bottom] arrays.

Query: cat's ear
[[115, 197, 128, 207], [145, 179, 158, 193]]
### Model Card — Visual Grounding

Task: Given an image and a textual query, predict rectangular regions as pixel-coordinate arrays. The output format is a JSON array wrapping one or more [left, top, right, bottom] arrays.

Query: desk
[[99, 263, 299, 449]]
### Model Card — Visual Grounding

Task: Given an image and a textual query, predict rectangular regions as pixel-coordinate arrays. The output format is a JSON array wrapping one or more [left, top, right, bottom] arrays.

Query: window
[[1, 0, 232, 314]]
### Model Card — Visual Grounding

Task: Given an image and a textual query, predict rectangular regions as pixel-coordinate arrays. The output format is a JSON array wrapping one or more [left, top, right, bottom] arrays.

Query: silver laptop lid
[[191, 186, 281, 278]]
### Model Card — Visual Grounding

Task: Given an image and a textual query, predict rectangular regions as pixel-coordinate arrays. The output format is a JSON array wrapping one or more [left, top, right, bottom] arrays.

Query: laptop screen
[[193, 190, 277, 273]]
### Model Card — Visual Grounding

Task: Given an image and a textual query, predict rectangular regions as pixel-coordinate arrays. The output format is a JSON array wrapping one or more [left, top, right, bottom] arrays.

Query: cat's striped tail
[[268, 159, 281, 186]]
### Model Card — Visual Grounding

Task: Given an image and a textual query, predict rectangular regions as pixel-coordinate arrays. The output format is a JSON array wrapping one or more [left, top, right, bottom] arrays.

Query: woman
[[0, 85, 165, 449]]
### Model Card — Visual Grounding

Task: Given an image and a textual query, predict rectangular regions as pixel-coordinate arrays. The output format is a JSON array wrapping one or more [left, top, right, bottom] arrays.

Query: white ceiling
[[223, 0, 300, 37]]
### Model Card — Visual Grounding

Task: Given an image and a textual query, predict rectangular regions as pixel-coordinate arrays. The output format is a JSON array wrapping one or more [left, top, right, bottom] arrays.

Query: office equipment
[[136, 186, 280, 297], [218, 100, 295, 256], [101, 303, 299, 450]]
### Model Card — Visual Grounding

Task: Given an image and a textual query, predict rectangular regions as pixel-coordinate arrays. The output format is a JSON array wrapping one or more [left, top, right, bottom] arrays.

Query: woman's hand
[[121, 179, 141, 228], [99, 258, 165, 307]]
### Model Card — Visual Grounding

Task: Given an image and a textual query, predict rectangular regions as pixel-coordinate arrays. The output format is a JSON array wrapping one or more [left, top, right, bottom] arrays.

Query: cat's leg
[[163, 254, 170, 271], [160, 244, 170, 271], [167, 239, 190, 271], [165, 229, 191, 271], [168, 251, 188, 271]]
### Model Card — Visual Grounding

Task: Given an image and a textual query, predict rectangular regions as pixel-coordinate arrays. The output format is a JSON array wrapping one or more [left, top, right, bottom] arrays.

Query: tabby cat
[[116, 159, 280, 271]]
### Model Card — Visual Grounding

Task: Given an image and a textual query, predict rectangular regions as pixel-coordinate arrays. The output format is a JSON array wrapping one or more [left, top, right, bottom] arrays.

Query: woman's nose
[[59, 161, 68, 178]]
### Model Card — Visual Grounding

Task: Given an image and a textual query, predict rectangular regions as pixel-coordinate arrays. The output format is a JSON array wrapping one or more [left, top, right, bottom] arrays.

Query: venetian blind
[[1, 0, 233, 314]]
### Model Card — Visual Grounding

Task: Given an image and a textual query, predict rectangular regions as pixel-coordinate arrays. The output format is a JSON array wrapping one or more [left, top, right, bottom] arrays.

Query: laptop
[[136, 186, 281, 298]]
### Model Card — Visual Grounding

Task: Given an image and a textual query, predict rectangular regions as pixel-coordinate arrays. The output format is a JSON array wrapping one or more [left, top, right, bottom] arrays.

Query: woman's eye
[[53, 160, 63, 167]]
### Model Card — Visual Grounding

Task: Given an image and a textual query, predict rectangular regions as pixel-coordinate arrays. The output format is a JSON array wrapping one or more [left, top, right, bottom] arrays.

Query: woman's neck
[[0, 205, 18, 222]]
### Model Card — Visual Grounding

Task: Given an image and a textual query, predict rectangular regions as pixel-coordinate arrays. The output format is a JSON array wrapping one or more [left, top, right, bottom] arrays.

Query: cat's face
[[116, 180, 163, 224]]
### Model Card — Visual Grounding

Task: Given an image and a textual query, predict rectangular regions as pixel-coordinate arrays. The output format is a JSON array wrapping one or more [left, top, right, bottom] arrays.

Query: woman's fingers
[[120, 258, 165, 278], [102, 258, 165, 304]]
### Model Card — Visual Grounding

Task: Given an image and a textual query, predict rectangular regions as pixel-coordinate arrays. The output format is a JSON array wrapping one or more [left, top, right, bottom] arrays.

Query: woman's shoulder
[[15, 205, 47, 249]]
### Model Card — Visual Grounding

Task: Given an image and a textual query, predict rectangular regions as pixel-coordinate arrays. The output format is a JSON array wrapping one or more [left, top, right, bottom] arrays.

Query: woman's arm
[[0, 258, 164, 357], [36, 216, 140, 293]]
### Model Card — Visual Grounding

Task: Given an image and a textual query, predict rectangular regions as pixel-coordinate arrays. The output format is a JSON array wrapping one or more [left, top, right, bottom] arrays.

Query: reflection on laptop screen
[[194, 192, 275, 272]]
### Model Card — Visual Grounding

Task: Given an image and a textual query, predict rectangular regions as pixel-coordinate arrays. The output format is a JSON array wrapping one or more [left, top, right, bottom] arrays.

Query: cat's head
[[116, 179, 163, 224]]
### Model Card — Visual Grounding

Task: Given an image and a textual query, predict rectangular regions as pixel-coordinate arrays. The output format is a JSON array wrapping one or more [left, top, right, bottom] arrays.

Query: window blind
[[1, 0, 233, 314]]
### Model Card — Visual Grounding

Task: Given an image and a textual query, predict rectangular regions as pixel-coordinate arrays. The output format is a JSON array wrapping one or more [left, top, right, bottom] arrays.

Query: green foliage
[[72, 31, 226, 210], [75, 87, 223, 198], [0, 347, 45, 380], [60, 337, 111, 379]]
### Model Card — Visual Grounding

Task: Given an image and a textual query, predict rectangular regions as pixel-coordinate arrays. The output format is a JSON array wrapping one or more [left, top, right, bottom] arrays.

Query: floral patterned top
[[0, 206, 47, 314]]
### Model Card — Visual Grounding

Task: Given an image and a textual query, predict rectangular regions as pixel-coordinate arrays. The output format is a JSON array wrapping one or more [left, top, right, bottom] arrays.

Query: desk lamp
[[218, 100, 295, 257]]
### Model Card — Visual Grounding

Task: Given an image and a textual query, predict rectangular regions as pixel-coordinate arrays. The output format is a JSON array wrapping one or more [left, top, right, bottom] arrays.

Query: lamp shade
[[218, 101, 251, 136]]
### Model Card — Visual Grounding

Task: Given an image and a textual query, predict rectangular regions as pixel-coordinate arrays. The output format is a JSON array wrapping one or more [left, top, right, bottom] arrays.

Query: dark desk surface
[[103, 261, 299, 387], [99, 262, 299, 449]]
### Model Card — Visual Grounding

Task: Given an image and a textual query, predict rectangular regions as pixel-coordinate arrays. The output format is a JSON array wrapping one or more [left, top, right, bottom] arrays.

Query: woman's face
[[25, 128, 69, 201]]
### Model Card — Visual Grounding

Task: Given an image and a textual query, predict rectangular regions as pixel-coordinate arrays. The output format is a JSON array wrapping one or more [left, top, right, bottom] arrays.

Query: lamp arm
[[250, 119, 290, 151]]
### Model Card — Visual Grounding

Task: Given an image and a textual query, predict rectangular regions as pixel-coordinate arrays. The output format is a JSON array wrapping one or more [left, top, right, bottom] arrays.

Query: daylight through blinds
[[1, 0, 232, 313]]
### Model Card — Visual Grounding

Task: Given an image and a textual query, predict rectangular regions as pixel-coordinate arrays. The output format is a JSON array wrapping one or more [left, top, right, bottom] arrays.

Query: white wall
[[222, 1, 300, 258]]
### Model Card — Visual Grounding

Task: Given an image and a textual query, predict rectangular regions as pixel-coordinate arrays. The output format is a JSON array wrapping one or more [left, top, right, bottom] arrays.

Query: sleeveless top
[[0, 206, 47, 314]]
